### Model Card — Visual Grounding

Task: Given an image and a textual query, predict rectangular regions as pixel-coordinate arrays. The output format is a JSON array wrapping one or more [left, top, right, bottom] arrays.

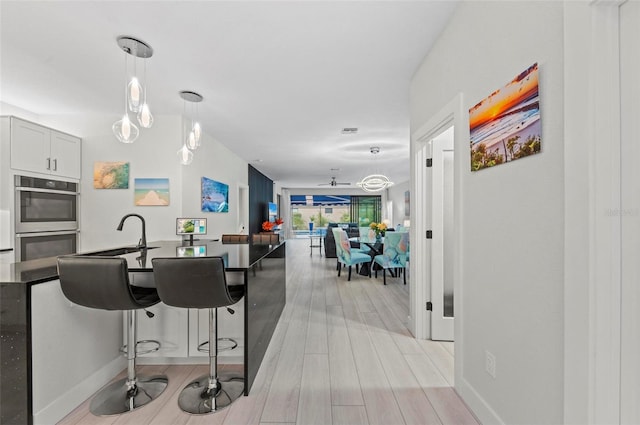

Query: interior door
[[431, 126, 454, 341]]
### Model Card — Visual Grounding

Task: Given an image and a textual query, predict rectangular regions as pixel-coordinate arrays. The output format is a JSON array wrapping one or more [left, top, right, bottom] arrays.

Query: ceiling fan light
[[113, 113, 139, 144]]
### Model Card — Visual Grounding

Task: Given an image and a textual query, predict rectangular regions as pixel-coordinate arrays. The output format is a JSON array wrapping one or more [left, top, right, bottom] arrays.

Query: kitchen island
[[0, 239, 286, 425]]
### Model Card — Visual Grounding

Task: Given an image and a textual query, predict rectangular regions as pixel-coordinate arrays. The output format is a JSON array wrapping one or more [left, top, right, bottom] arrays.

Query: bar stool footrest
[[198, 338, 238, 353], [120, 339, 161, 356]]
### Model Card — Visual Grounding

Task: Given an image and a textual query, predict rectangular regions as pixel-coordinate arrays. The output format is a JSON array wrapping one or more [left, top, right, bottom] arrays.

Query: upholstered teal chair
[[332, 228, 372, 281], [373, 231, 409, 285]]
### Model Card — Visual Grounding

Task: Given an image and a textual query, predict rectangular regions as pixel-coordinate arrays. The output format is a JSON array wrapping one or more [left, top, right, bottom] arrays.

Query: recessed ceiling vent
[[341, 127, 358, 134]]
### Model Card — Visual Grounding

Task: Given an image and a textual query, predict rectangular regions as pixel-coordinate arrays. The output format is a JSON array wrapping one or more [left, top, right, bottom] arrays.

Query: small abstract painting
[[469, 62, 541, 171], [134, 178, 170, 206], [201, 177, 229, 213], [93, 161, 129, 189]]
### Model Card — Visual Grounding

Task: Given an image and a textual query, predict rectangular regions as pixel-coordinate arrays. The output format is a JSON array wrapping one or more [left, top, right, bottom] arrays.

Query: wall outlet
[[485, 350, 496, 378]]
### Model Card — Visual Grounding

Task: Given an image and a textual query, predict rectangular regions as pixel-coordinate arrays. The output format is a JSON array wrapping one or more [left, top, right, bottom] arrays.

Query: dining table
[[349, 236, 383, 276]]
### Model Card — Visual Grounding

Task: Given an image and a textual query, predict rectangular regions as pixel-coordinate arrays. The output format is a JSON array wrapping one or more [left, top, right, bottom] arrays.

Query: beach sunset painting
[[469, 63, 541, 171], [134, 178, 170, 206], [201, 177, 229, 213]]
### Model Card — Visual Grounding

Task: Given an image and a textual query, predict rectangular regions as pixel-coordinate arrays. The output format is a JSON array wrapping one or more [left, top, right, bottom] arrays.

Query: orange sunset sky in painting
[[469, 63, 539, 131]]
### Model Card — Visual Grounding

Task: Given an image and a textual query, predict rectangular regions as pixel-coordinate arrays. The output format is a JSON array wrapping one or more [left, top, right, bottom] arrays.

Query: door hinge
[[426, 158, 433, 167], [426, 301, 433, 311], [426, 230, 432, 239]]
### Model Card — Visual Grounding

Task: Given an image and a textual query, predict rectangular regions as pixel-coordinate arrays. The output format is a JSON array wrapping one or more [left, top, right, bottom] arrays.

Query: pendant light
[[113, 36, 153, 144], [137, 60, 153, 128], [112, 55, 139, 143], [357, 147, 394, 192], [178, 91, 203, 165], [177, 144, 194, 165], [180, 90, 203, 150], [192, 101, 202, 147]]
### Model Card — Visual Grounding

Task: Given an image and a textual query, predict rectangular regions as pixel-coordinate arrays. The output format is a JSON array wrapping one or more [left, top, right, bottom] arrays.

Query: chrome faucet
[[117, 213, 147, 250]]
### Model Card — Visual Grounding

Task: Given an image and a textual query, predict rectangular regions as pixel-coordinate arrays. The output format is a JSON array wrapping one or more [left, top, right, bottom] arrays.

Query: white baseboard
[[457, 375, 504, 425], [33, 356, 125, 425]]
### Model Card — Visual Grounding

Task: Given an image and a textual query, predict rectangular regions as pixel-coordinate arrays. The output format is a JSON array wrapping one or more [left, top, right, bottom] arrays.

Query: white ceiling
[[0, 1, 457, 189]]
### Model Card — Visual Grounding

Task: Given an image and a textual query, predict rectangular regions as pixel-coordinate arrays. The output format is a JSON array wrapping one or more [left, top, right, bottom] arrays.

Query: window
[[350, 196, 381, 226]]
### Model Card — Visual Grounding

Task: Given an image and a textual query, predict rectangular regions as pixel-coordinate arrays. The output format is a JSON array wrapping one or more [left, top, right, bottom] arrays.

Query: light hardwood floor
[[58, 238, 478, 425]]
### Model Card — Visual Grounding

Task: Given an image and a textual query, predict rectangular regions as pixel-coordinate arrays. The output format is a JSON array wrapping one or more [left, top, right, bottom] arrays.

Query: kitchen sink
[[86, 246, 159, 256]]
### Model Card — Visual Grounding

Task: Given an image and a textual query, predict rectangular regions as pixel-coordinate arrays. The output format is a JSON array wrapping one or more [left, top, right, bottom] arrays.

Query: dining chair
[[373, 231, 409, 285], [332, 228, 372, 281]]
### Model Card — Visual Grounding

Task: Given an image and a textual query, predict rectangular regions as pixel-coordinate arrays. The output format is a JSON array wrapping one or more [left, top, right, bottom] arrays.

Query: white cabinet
[[9, 117, 81, 179], [129, 302, 242, 361]]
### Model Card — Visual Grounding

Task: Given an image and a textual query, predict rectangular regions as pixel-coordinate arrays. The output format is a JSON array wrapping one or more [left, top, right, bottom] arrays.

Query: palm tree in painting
[[506, 135, 520, 161]]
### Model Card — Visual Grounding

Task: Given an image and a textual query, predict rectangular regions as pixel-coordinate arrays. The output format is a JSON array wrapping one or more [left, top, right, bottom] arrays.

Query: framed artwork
[[93, 161, 129, 189], [134, 178, 170, 206], [201, 177, 229, 212], [469, 62, 541, 171]]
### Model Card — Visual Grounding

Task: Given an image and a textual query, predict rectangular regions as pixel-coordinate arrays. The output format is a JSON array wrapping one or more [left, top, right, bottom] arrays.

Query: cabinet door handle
[[53, 159, 57, 171], [46, 157, 51, 170]]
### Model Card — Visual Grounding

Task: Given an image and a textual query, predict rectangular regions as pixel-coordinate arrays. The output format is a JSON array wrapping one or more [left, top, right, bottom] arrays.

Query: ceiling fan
[[319, 176, 350, 187]]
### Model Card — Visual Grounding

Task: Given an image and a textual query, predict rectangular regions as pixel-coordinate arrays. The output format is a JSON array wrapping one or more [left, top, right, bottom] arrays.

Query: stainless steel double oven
[[14, 175, 79, 262]]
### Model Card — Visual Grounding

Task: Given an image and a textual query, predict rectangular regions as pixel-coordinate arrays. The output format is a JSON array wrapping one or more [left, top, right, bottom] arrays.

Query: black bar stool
[[151, 256, 245, 414], [56, 256, 168, 416]]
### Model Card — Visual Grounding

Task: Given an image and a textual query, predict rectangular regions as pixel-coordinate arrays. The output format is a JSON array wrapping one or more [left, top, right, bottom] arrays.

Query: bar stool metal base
[[178, 370, 244, 414], [89, 374, 168, 416]]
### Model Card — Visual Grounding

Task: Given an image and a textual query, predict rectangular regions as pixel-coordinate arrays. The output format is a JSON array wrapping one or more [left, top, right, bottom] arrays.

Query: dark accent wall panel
[[248, 165, 273, 235], [0, 284, 31, 425]]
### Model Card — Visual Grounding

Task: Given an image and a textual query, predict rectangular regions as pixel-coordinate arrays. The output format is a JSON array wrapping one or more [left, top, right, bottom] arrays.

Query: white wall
[[386, 179, 409, 228], [180, 118, 249, 241], [410, 2, 564, 424], [562, 3, 591, 423]]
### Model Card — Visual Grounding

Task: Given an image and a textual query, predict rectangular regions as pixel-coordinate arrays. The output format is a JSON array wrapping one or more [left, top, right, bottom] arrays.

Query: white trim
[[33, 357, 125, 425], [430, 127, 454, 341], [587, 2, 623, 423], [409, 141, 429, 338], [410, 93, 464, 340], [237, 182, 249, 234], [619, 2, 639, 422]]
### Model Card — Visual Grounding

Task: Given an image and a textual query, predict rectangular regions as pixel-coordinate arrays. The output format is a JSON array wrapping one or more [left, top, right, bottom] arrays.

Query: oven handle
[[15, 187, 80, 195], [16, 230, 80, 238]]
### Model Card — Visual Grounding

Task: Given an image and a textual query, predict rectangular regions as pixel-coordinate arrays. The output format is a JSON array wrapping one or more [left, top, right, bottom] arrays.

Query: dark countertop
[[0, 239, 283, 285]]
